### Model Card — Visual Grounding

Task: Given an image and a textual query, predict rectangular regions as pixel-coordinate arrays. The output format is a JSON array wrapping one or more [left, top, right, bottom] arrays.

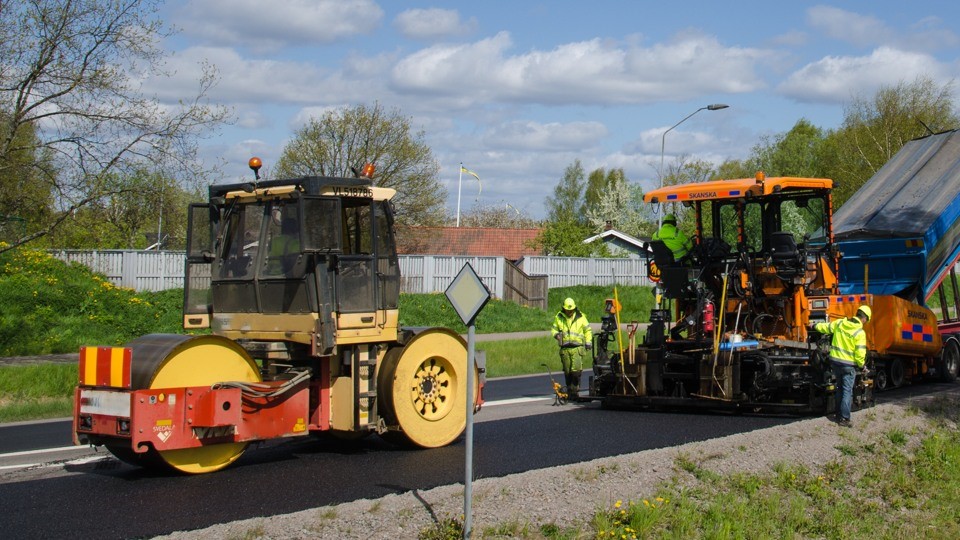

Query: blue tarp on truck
[[833, 130, 960, 302]]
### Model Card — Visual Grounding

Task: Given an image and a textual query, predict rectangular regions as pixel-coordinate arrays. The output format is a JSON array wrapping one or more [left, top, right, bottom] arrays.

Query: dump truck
[[73, 159, 483, 473], [590, 153, 957, 412], [831, 129, 960, 388]]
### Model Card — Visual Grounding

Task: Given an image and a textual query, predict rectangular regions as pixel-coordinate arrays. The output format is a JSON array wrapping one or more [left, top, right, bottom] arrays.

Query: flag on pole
[[460, 166, 482, 195]]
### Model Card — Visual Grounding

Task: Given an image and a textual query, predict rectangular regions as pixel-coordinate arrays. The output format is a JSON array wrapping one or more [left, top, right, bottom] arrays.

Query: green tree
[[274, 103, 446, 227], [714, 158, 759, 180], [533, 218, 599, 257], [48, 169, 196, 249], [534, 160, 605, 256], [0, 117, 53, 241], [584, 167, 650, 239], [825, 76, 959, 207], [753, 119, 826, 178], [545, 160, 587, 222], [0, 0, 227, 253]]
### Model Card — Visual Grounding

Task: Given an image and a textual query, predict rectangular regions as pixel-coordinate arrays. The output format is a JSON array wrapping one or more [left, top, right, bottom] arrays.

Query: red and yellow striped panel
[[79, 347, 132, 388]]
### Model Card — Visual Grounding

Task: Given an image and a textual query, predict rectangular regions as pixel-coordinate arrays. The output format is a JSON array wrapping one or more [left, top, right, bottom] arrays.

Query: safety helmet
[[856, 305, 872, 322], [562, 297, 576, 310], [663, 213, 677, 224]]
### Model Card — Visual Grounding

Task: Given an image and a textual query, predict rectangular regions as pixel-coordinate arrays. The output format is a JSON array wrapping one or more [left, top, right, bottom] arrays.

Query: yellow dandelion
[[614, 500, 622, 509], [643, 499, 650, 507]]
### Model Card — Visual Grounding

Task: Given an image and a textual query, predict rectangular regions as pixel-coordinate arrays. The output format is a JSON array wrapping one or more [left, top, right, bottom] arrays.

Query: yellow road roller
[[73, 160, 483, 473]]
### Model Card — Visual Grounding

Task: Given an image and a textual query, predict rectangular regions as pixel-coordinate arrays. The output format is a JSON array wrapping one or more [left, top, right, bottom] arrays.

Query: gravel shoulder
[[155, 389, 960, 540]]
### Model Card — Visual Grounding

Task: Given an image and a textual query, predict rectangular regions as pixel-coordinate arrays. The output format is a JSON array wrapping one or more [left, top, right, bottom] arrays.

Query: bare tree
[[456, 202, 538, 229], [274, 103, 447, 227], [0, 0, 228, 252]]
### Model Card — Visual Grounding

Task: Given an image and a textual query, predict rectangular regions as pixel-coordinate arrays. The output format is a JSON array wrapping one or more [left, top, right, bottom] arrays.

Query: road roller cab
[[74, 160, 482, 473]]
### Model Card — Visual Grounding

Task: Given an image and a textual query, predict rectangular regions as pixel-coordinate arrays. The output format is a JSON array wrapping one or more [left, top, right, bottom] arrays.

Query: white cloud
[[178, 0, 383, 51], [148, 47, 344, 105], [904, 16, 960, 51], [289, 105, 347, 129], [481, 121, 608, 151], [236, 110, 271, 129], [807, 6, 959, 52], [770, 31, 807, 48], [807, 5, 892, 48], [390, 31, 773, 106], [394, 9, 477, 40], [777, 47, 947, 103]]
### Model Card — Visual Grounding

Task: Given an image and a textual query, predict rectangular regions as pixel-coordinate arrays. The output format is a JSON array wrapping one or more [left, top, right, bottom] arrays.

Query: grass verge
[[0, 364, 77, 422], [416, 396, 960, 539], [0, 245, 652, 420]]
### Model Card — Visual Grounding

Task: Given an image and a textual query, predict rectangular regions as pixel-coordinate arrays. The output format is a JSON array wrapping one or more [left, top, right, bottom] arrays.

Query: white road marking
[[0, 463, 39, 470], [0, 396, 558, 470], [0, 445, 84, 458], [483, 396, 551, 407]]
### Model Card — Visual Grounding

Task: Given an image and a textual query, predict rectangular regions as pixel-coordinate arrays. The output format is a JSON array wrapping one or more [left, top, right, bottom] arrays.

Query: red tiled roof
[[396, 227, 543, 260]]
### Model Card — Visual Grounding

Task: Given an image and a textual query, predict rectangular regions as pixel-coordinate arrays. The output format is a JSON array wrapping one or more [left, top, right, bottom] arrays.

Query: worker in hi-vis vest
[[653, 213, 693, 261], [813, 305, 870, 427], [552, 297, 592, 400]]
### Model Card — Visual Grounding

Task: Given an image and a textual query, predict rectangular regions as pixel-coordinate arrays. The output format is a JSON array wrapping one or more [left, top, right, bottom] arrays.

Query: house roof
[[582, 229, 651, 256], [396, 226, 542, 259]]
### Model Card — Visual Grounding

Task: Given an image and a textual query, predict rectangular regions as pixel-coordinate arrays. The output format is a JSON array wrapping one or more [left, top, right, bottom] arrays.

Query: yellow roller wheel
[[115, 334, 261, 474], [377, 328, 478, 448]]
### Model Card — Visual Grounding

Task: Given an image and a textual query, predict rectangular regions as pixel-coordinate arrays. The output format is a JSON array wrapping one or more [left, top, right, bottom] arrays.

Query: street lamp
[[657, 103, 729, 228]]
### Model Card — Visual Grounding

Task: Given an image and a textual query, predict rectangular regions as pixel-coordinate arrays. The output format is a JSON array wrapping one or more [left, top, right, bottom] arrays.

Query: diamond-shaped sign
[[445, 263, 491, 325]]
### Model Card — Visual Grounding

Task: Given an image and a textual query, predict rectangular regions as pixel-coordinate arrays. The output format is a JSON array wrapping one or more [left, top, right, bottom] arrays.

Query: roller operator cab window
[[262, 201, 303, 277], [217, 203, 264, 280]]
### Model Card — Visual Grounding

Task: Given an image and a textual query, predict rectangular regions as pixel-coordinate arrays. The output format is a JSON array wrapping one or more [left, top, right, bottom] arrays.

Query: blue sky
[[152, 1, 960, 219]]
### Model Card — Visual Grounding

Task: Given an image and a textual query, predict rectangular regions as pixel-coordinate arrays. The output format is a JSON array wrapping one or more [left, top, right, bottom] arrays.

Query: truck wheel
[[377, 328, 477, 448], [108, 334, 261, 474], [939, 340, 960, 382], [889, 358, 905, 388], [873, 365, 889, 391]]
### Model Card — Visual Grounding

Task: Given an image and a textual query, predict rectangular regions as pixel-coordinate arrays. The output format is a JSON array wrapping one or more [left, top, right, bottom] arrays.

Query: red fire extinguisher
[[703, 302, 715, 333]]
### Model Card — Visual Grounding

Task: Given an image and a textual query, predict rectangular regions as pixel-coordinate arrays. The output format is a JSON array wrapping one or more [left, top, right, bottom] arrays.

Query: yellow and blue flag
[[461, 166, 482, 195]]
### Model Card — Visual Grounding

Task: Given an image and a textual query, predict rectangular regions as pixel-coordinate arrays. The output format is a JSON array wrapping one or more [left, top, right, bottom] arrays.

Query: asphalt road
[[0, 372, 803, 540]]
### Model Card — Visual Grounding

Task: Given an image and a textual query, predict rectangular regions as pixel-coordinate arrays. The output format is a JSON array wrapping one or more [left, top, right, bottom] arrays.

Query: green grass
[[478, 336, 596, 378], [398, 283, 654, 335], [419, 397, 960, 540], [583, 400, 960, 540], [0, 246, 186, 356], [1, 245, 654, 356], [0, 244, 654, 421], [0, 363, 77, 422]]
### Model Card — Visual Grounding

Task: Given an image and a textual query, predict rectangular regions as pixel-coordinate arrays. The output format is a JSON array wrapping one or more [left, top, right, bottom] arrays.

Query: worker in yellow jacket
[[653, 213, 693, 262], [552, 297, 592, 400], [813, 305, 870, 427]]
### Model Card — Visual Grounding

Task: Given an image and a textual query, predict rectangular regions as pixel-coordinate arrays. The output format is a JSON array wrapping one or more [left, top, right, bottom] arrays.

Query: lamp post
[[657, 103, 729, 228]]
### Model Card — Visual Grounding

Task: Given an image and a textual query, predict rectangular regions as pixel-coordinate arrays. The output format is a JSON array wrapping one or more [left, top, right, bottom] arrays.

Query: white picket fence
[[50, 250, 650, 295]]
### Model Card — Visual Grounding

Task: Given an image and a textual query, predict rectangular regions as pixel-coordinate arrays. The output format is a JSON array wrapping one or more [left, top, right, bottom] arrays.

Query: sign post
[[444, 263, 490, 539]]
